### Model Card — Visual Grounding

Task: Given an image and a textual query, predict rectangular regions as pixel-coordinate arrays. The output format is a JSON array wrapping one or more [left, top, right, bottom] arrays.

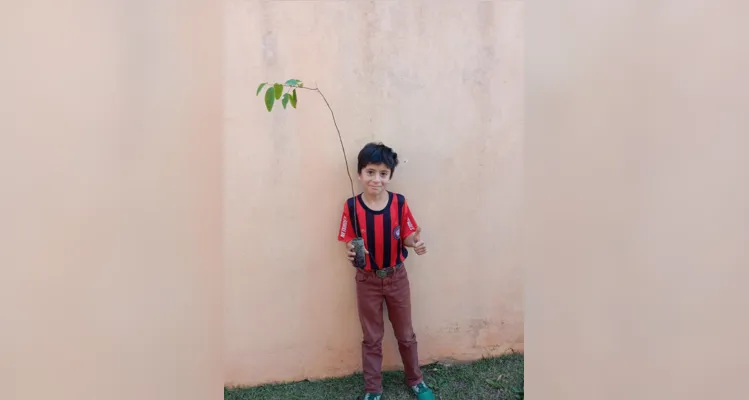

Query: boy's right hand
[[346, 240, 368, 262]]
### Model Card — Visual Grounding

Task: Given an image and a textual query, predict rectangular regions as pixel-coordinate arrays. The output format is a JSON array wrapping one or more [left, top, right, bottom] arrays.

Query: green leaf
[[290, 89, 298, 108], [256, 82, 267, 96], [282, 93, 290, 109], [284, 79, 300, 86], [273, 83, 283, 100], [264, 86, 275, 112]]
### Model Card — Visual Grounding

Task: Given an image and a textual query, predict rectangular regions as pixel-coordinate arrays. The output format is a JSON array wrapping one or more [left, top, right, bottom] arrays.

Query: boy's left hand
[[412, 226, 427, 255]]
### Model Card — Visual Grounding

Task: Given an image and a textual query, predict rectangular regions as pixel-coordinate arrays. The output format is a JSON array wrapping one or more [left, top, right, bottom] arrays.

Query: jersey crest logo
[[393, 225, 401, 240]]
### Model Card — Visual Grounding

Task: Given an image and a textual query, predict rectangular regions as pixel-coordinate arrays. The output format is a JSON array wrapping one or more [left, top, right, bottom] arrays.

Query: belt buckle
[[375, 269, 388, 278]]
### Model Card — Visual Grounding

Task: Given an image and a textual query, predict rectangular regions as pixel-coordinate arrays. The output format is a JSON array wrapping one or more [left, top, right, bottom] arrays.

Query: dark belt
[[372, 263, 403, 279]]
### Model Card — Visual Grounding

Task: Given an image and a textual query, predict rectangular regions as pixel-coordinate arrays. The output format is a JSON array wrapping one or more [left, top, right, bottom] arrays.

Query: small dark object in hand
[[351, 237, 367, 269]]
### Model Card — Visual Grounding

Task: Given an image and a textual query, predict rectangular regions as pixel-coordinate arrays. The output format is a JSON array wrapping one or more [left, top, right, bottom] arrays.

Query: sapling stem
[[259, 81, 360, 237]]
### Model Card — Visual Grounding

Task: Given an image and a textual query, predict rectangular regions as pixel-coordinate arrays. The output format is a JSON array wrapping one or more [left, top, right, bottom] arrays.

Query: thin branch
[[283, 84, 359, 236]]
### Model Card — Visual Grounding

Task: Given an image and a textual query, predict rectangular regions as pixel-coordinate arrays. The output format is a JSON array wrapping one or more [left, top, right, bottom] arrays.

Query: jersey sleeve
[[400, 199, 419, 240], [337, 201, 358, 242]]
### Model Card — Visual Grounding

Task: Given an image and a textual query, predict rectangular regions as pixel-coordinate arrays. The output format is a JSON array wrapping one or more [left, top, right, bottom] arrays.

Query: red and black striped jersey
[[337, 191, 419, 271]]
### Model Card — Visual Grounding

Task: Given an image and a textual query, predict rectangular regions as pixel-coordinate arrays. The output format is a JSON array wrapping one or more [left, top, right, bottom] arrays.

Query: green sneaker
[[362, 393, 382, 400], [410, 382, 435, 400]]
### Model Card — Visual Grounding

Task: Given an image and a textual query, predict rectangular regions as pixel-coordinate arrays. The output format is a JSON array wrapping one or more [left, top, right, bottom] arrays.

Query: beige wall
[[224, 0, 524, 386], [525, 2, 749, 399], [1, 2, 223, 399]]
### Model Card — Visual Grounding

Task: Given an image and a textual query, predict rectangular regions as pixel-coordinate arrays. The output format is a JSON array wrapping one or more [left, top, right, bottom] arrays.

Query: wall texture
[[525, 2, 749, 399], [0, 2, 223, 399], [224, 0, 524, 386]]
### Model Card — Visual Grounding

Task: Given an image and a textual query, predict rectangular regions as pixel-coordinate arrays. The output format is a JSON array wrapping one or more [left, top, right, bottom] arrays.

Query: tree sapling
[[256, 79, 367, 268]]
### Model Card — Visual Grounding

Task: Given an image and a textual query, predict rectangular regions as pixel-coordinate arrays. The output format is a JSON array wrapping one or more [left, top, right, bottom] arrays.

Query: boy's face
[[358, 163, 392, 196]]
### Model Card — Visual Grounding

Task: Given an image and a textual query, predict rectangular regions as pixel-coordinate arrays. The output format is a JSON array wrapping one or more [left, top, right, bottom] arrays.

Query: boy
[[337, 142, 435, 400]]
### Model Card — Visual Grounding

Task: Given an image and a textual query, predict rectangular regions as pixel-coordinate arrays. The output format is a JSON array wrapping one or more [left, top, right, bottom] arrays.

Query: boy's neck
[[361, 190, 388, 204]]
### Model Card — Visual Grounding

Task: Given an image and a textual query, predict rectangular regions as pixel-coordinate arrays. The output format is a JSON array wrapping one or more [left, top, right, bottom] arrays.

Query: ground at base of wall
[[224, 352, 523, 400]]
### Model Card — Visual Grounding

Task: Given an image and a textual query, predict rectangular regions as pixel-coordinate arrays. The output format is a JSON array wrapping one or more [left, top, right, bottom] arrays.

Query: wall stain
[[258, 0, 283, 179], [359, 1, 377, 85], [475, 0, 496, 171]]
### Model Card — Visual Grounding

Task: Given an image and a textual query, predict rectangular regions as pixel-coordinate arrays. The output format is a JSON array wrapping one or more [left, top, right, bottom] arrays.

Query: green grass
[[225, 352, 523, 400]]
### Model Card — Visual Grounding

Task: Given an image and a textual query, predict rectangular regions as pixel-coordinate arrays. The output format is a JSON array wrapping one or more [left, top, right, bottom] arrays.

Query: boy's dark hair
[[357, 142, 399, 176]]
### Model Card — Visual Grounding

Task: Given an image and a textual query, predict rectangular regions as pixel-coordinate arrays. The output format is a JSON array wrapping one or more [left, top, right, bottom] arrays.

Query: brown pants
[[355, 264, 423, 393]]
